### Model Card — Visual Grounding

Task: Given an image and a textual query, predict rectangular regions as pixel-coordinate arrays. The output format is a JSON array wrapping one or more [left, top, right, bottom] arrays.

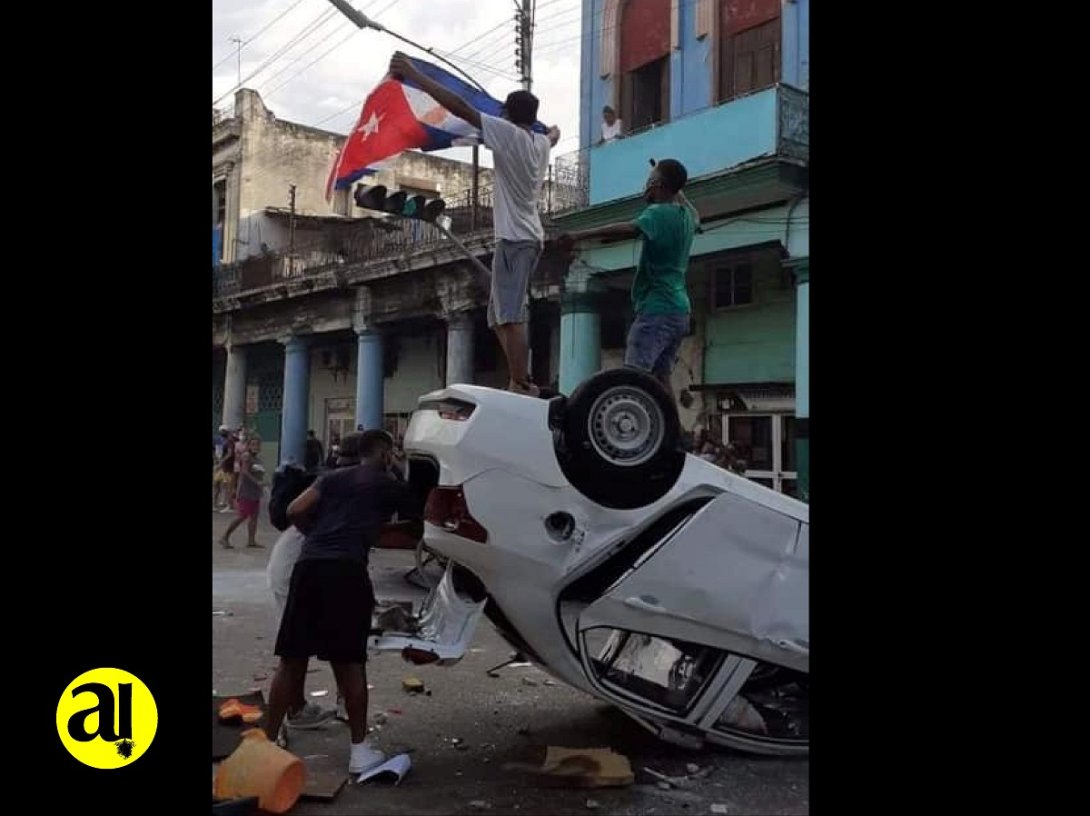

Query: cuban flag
[[326, 55, 547, 201]]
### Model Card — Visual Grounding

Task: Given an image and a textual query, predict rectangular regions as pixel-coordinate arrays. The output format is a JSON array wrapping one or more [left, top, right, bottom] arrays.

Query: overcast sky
[[212, 0, 586, 168]]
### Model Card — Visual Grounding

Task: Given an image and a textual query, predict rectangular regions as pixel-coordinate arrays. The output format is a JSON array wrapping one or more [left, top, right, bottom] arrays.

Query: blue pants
[[624, 313, 689, 386]]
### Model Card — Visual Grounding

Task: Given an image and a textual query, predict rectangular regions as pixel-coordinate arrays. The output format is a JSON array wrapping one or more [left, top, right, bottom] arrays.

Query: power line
[[265, 24, 360, 100], [212, 0, 310, 71], [258, 18, 354, 94], [213, 5, 339, 105]]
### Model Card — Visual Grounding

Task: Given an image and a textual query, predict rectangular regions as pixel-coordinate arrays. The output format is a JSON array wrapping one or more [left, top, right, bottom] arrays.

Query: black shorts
[[274, 558, 375, 664]]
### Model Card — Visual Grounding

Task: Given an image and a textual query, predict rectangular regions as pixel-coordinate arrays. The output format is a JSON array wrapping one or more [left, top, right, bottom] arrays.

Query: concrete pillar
[[355, 330, 385, 431], [559, 289, 602, 396], [222, 344, 247, 430], [793, 261, 809, 502], [279, 335, 310, 466], [445, 312, 475, 386]]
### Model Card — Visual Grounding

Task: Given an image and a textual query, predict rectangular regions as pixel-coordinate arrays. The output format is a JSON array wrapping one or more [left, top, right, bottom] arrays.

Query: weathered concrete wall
[[220, 89, 493, 260]]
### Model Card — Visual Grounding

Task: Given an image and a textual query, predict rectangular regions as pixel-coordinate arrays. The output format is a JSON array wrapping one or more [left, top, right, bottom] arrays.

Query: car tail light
[[425, 486, 489, 543], [419, 398, 475, 421]]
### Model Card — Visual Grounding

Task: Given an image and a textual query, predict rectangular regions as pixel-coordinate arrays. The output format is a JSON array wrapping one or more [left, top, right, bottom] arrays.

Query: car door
[[573, 488, 808, 732]]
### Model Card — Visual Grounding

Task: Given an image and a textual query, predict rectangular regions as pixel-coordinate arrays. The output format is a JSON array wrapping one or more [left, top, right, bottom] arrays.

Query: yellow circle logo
[[55, 668, 157, 769]]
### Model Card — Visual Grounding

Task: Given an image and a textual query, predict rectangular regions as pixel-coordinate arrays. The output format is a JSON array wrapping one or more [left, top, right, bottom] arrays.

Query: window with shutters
[[618, 0, 671, 131], [621, 57, 670, 132], [718, 0, 781, 103]]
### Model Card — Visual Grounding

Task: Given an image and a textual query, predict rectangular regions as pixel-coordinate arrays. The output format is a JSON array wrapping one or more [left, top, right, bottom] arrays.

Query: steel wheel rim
[[586, 385, 664, 467]]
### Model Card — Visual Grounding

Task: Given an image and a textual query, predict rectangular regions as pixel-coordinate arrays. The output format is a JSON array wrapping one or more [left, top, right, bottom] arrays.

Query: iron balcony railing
[[212, 150, 590, 300]]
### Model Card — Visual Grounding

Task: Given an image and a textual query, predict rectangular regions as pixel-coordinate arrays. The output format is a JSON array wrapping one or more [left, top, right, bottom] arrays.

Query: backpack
[[268, 464, 317, 532]]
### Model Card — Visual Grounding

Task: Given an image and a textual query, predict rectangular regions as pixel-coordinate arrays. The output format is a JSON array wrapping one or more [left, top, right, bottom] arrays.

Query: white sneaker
[[349, 740, 386, 775]]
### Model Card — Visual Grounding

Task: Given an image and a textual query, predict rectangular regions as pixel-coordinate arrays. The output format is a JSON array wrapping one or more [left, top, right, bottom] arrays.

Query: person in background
[[304, 430, 324, 472], [600, 105, 622, 143], [326, 434, 341, 469], [218, 428, 239, 513], [219, 434, 265, 549], [213, 425, 232, 510]]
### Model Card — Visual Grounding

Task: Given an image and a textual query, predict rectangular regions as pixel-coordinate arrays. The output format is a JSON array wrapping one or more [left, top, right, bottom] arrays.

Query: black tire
[[559, 367, 686, 509]]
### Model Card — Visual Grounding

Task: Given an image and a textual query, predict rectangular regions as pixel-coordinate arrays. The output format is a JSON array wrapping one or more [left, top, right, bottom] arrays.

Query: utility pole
[[514, 0, 534, 92], [230, 36, 243, 88], [288, 185, 297, 275]]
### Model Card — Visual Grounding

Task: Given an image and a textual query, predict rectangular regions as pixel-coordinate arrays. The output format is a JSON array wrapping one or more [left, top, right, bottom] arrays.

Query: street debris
[[374, 713, 388, 726], [218, 698, 263, 725], [310, 689, 329, 697], [658, 781, 673, 791], [357, 753, 412, 786], [711, 805, 729, 815], [252, 674, 267, 682], [586, 799, 601, 809], [212, 610, 233, 617], [504, 747, 634, 788], [543, 679, 557, 686], [686, 763, 700, 775], [642, 767, 695, 789], [376, 604, 420, 634], [214, 728, 304, 814], [403, 676, 426, 694], [388, 707, 403, 715], [469, 800, 491, 810], [521, 676, 538, 687]]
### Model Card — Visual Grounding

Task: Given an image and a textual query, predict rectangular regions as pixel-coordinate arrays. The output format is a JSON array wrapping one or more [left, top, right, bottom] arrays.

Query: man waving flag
[[326, 55, 550, 201]]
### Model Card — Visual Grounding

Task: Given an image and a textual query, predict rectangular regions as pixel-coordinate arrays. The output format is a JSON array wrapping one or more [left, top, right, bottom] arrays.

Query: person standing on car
[[263, 430, 422, 776], [388, 52, 561, 397], [557, 159, 696, 392]]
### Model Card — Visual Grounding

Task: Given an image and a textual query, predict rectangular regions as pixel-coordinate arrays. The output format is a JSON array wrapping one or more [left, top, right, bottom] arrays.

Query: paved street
[[212, 511, 809, 815]]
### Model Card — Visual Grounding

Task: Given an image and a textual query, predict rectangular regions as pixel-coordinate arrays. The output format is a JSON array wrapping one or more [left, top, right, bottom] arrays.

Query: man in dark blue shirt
[[262, 430, 421, 776]]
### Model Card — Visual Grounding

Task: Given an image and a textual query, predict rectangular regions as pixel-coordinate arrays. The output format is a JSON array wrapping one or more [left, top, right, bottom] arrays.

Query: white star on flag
[[358, 112, 382, 140]]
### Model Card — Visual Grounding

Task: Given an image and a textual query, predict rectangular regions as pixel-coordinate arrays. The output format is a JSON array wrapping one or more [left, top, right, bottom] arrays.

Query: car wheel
[[559, 367, 685, 509]]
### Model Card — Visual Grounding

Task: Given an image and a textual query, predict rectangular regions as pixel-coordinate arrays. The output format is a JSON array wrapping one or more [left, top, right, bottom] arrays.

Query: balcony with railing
[[587, 84, 809, 206], [212, 172, 589, 304]]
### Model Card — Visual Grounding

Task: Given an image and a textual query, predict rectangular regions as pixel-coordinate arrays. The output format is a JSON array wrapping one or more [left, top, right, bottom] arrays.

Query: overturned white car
[[370, 368, 809, 756]]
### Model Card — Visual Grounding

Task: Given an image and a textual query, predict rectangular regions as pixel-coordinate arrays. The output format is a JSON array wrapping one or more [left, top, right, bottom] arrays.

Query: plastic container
[[213, 729, 306, 814]]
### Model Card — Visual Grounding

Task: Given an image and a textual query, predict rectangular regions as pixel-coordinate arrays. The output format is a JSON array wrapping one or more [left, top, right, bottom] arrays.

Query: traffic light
[[353, 184, 447, 223]]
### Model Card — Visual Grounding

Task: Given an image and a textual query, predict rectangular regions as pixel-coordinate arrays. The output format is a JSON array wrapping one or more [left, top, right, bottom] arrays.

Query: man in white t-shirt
[[600, 106, 622, 143], [390, 53, 560, 396]]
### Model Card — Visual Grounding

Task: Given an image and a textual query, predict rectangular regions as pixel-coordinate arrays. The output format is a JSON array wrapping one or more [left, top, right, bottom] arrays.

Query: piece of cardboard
[[212, 692, 265, 761], [301, 767, 349, 801], [538, 747, 634, 788]]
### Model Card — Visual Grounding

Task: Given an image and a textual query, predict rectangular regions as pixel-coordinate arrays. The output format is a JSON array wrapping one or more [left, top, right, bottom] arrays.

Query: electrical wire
[[213, 0, 310, 71]]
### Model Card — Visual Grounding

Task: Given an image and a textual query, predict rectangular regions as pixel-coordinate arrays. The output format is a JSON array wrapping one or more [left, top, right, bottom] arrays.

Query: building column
[[559, 266, 604, 395], [222, 343, 247, 430], [445, 311, 475, 386], [355, 330, 384, 431], [793, 261, 809, 502], [279, 335, 310, 466]]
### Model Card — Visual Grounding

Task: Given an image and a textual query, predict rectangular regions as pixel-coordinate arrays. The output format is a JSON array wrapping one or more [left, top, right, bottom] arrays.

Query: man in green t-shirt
[[558, 159, 696, 390]]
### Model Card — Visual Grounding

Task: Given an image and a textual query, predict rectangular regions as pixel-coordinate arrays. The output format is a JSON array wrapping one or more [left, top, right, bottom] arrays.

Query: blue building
[[553, 0, 809, 498]]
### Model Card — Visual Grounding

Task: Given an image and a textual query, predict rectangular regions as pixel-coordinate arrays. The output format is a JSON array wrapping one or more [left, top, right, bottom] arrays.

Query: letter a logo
[[56, 668, 157, 769]]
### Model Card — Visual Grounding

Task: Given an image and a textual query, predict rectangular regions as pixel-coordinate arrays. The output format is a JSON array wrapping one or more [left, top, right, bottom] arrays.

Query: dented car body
[[369, 373, 809, 756]]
